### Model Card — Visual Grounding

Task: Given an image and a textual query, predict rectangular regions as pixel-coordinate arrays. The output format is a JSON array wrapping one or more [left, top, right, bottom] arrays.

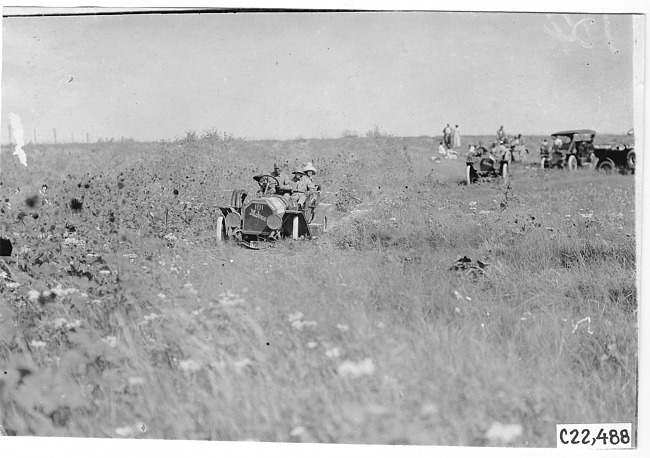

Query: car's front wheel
[[567, 155, 578, 172], [216, 215, 227, 242], [466, 165, 473, 185], [501, 162, 509, 183], [540, 157, 547, 169], [627, 150, 636, 169], [597, 159, 615, 174]]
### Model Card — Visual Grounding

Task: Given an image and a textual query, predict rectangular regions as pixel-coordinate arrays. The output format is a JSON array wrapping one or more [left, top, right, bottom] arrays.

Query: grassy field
[[0, 132, 638, 446]]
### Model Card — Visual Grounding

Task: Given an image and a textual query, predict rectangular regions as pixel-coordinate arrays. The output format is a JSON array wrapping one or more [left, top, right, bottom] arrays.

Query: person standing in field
[[497, 125, 506, 144], [443, 124, 452, 148], [452, 125, 461, 149]]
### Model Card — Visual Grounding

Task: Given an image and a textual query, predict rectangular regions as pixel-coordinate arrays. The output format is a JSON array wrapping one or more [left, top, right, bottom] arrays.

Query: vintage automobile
[[466, 145, 511, 185], [592, 137, 636, 174], [539, 129, 597, 171], [215, 174, 331, 249]]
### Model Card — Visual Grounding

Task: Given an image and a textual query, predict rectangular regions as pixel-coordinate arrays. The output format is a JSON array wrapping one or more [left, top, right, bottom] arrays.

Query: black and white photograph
[[0, 2, 646, 457]]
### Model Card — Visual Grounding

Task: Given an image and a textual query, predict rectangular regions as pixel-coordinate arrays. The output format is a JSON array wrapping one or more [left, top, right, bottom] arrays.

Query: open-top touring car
[[215, 174, 331, 249], [540, 129, 597, 171], [466, 145, 511, 185]]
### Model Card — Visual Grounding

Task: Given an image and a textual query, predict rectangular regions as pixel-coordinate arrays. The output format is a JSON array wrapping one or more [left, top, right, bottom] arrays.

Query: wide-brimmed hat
[[292, 170, 305, 175], [273, 163, 281, 169], [302, 161, 317, 174]]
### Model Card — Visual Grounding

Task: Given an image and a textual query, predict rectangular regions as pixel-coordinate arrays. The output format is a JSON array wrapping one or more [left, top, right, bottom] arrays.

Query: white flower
[[484, 422, 523, 444], [289, 426, 306, 437], [337, 358, 375, 378], [27, 290, 41, 302], [102, 336, 118, 348], [307, 342, 318, 349], [233, 358, 252, 370], [218, 291, 245, 307], [30, 340, 47, 348], [115, 426, 135, 437], [179, 359, 202, 373], [6, 282, 20, 289], [291, 320, 317, 330], [51, 285, 77, 297], [157, 292, 167, 299], [325, 347, 341, 358]]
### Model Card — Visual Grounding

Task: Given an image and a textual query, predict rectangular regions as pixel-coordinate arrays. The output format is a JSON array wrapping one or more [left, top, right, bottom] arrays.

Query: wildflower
[[27, 290, 41, 302], [6, 282, 20, 289], [484, 422, 523, 445], [336, 323, 349, 332], [420, 403, 439, 417], [30, 340, 47, 348], [290, 426, 306, 437], [218, 291, 245, 307], [291, 320, 317, 330], [233, 358, 252, 370], [102, 336, 118, 348], [115, 426, 135, 437], [179, 359, 202, 373], [325, 347, 341, 358], [50, 285, 77, 297], [337, 358, 375, 378], [157, 293, 167, 299]]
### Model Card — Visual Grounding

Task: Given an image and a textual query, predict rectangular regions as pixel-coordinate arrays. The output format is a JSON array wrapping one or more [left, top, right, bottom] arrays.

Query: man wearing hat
[[270, 163, 292, 195], [289, 162, 318, 207]]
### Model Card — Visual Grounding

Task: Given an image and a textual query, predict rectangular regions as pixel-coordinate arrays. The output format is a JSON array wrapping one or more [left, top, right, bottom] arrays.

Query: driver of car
[[271, 163, 293, 195]]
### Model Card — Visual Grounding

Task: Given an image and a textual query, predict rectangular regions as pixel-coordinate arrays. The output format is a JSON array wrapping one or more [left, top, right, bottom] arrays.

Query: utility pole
[[53, 128, 57, 144]]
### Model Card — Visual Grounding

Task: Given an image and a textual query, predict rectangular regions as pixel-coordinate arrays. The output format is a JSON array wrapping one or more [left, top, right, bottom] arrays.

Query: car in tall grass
[[539, 129, 597, 171], [466, 145, 511, 185], [592, 137, 636, 174], [215, 174, 331, 249]]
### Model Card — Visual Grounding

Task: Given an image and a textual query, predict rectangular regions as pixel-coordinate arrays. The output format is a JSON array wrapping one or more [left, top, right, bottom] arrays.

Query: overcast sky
[[1, 10, 636, 143]]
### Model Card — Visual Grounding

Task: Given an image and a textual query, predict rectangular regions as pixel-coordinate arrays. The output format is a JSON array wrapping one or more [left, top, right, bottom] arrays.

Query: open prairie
[[0, 133, 637, 446]]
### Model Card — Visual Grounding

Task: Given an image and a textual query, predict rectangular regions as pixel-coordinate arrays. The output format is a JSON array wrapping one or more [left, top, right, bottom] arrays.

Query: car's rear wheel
[[501, 162, 509, 183], [466, 165, 473, 185], [540, 157, 547, 169], [567, 155, 578, 172], [292, 215, 299, 240], [216, 215, 226, 242], [597, 159, 615, 174], [627, 150, 636, 168]]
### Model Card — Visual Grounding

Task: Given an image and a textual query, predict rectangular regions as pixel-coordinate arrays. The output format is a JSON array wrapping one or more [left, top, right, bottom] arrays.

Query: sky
[[0, 9, 638, 143]]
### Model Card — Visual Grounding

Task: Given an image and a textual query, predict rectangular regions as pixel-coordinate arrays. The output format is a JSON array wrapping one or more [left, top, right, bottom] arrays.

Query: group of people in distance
[[437, 123, 462, 159], [463, 125, 528, 164], [265, 161, 319, 207]]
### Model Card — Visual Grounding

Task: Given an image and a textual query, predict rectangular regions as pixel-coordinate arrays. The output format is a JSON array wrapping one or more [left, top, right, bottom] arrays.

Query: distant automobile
[[540, 129, 597, 172], [593, 135, 635, 174], [216, 174, 331, 249], [466, 145, 510, 185]]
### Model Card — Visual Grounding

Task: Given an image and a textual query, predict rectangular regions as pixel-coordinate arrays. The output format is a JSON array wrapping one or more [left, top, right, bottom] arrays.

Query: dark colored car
[[593, 137, 636, 173], [216, 174, 331, 249], [540, 129, 597, 171], [466, 145, 511, 185]]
